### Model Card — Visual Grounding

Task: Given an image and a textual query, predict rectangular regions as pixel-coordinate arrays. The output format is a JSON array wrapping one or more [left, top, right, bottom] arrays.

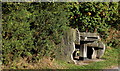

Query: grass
[[55, 47, 119, 69], [2, 47, 119, 69]]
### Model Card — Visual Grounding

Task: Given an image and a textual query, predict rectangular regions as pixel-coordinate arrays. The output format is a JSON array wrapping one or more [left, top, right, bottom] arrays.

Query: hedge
[[2, 2, 119, 65]]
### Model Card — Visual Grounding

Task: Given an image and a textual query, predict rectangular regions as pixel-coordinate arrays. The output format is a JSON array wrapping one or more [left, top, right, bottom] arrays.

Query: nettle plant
[[68, 2, 119, 39]]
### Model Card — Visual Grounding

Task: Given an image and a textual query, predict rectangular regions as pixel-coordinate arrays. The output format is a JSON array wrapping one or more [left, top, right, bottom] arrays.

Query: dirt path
[[76, 59, 105, 65], [113, 67, 119, 69], [76, 59, 119, 70], [111, 66, 119, 69], [106, 66, 119, 70]]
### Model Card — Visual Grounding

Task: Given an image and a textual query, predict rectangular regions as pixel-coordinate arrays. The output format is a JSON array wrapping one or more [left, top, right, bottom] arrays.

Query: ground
[[2, 47, 119, 69]]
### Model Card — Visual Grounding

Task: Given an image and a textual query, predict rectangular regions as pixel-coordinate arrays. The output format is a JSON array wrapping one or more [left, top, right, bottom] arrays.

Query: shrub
[[2, 3, 34, 64], [2, 2, 69, 64], [68, 2, 119, 39]]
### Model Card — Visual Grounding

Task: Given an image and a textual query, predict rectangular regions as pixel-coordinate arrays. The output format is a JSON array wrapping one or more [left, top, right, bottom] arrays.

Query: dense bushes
[[2, 2, 69, 64], [2, 2, 119, 65], [29, 3, 69, 58], [2, 3, 34, 64], [68, 2, 119, 39]]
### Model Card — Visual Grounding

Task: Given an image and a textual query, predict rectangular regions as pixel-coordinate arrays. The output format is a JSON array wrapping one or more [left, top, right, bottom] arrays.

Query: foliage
[[68, 2, 119, 39], [2, 3, 34, 64], [2, 2, 119, 67], [2, 2, 69, 64], [107, 37, 120, 48], [28, 3, 69, 58]]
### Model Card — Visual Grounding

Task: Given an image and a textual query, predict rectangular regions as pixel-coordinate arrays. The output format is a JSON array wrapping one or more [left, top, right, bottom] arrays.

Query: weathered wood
[[87, 43, 99, 47], [80, 39, 98, 42], [56, 28, 105, 64], [80, 32, 105, 60], [80, 32, 99, 37]]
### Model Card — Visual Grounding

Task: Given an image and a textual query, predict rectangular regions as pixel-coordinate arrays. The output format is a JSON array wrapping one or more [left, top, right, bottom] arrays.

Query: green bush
[[2, 3, 34, 64], [29, 3, 69, 58], [68, 2, 119, 39], [2, 2, 69, 64]]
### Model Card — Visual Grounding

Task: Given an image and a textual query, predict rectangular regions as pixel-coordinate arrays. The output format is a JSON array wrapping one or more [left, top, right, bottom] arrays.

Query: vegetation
[[2, 2, 119, 69], [68, 2, 119, 38], [2, 2, 69, 65], [55, 47, 119, 69]]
